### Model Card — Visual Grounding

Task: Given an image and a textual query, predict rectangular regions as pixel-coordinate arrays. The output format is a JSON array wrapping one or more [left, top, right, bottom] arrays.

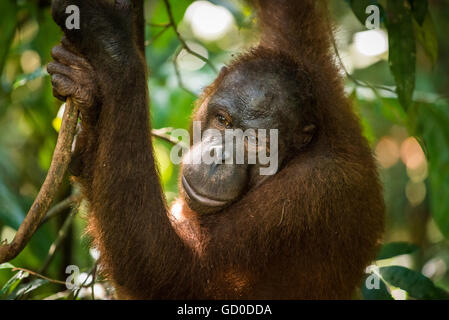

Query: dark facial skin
[[181, 65, 316, 214]]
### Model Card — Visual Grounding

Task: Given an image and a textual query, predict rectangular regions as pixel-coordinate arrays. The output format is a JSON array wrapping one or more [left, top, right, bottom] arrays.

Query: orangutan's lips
[[182, 176, 228, 207]]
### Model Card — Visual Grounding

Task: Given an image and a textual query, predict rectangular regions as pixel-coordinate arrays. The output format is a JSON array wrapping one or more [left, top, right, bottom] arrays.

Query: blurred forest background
[[0, 0, 449, 300]]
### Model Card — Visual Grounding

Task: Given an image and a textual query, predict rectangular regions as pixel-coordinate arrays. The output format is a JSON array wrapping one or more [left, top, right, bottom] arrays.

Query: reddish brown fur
[[50, 0, 384, 299]]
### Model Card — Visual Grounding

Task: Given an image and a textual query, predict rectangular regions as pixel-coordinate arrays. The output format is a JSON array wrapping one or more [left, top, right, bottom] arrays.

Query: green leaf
[[380, 266, 449, 299], [0, 271, 29, 298], [362, 274, 394, 300], [377, 242, 419, 260], [413, 13, 438, 67], [408, 0, 428, 25], [386, 0, 416, 110], [409, 101, 449, 239], [0, 263, 15, 270], [380, 97, 408, 125], [7, 279, 49, 300]]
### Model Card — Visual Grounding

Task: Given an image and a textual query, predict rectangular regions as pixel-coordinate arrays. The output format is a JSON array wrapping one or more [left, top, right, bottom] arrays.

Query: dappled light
[[400, 137, 426, 170], [176, 41, 208, 71], [184, 1, 235, 42], [375, 136, 400, 169], [354, 29, 388, 57]]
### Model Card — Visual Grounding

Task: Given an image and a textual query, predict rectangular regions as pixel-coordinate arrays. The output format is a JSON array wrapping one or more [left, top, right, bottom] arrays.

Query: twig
[[151, 128, 188, 147], [145, 25, 171, 46], [10, 266, 93, 291], [145, 22, 172, 46], [90, 263, 97, 300], [39, 192, 81, 226], [148, 22, 171, 28], [11, 267, 67, 286], [39, 208, 78, 274], [329, 22, 396, 95], [73, 263, 97, 300], [0, 99, 78, 264], [162, 0, 217, 73], [173, 47, 197, 97]]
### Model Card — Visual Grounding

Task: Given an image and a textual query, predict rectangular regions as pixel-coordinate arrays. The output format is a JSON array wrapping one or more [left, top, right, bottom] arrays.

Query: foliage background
[[0, 0, 448, 299]]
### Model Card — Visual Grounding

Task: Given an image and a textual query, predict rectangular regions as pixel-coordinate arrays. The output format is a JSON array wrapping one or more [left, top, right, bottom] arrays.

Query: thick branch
[[0, 99, 78, 263]]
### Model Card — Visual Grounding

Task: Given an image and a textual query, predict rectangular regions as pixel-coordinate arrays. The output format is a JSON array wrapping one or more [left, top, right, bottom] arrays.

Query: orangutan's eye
[[216, 114, 232, 128]]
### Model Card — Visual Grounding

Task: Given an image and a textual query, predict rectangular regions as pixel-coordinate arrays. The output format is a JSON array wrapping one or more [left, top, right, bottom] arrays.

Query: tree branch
[[39, 208, 78, 274], [151, 127, 188, 148], [162, 0, 217, 73], [328, 19, 396, 95], [148, 22, 171, 28], [145, 24, 171, 46], [0, 99, 78, 263], [173, 47, 197, 97], [11, 267, 67, 286], [39, 192, 82, 226]]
